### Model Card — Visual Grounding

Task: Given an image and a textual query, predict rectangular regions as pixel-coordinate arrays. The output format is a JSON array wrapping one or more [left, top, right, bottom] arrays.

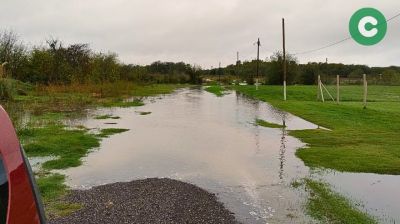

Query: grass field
[[234, 85, 400, 175]]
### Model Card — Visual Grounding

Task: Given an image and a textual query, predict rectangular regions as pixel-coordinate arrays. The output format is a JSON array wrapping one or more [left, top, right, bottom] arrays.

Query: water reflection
[[279, 127, 287, 181]]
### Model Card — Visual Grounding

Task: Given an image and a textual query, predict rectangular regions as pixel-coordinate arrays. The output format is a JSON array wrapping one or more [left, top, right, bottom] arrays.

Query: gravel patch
[[50, 178, 239, 224]]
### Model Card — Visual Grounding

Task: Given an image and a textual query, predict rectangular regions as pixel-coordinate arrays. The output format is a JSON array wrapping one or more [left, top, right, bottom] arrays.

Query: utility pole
[[256, 38, 261, 79], [282, 18, 287, 101]]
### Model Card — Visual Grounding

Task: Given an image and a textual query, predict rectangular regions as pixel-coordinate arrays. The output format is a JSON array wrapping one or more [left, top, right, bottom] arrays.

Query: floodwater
[[58, 87, 399, 223], [63, 88, 318, 223], [314, 170, 400, 224]]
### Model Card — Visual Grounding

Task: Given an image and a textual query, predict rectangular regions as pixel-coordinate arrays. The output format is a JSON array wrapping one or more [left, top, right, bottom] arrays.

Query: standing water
[[63, 88, 318, 223]]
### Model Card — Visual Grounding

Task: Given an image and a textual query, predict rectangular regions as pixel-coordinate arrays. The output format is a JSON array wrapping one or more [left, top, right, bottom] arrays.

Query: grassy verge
[[205, 85, 225, 97], [304, 179, 376, 224], [234, 85, 400, 175], [255, 118, 285, 128]]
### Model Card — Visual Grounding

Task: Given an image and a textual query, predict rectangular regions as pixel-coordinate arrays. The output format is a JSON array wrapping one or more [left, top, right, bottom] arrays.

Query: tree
[[268, 51, 298, 85]]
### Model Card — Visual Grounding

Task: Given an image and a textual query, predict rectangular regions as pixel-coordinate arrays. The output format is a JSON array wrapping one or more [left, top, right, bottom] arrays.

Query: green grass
[[97, 128, 130, 138], [23, 124, 100, 170], [95, 114, 120, 119], [102, 99, 144, 108], [36, 173, 82, 218], [305, 179, 376, 223], [234, 85, 400, 175], [205, 85, 225, 97], [37, 173, 67, 201], [255, 118, 285, 128]]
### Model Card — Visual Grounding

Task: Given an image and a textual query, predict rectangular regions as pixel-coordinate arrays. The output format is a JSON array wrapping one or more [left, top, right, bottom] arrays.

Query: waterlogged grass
[[305, 179, 376, 223], [234, 85, 400, 175], [13, 83, 183, 113], [102, 99, 144, 108], [23, 124, 100, 170], [95, 114, 120, 119], [97, 128, 130, 138], [205, 85, 225, 97], [255, 118, 285, 128]]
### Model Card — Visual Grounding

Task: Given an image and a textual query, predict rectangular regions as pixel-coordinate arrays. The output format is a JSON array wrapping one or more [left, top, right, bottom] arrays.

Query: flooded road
[[63, 88, 317, 223]]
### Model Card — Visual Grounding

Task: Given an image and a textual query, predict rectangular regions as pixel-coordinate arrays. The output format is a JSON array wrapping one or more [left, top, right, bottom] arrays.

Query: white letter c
[[358, 16, 378, 37]]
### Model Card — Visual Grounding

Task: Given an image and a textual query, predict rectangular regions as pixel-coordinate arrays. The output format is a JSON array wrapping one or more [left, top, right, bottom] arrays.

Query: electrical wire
[[292, 11, 400, 55]]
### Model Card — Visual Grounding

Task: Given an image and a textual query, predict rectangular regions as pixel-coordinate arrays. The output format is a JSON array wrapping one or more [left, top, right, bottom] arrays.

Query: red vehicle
[[0, 106, 46, 224]]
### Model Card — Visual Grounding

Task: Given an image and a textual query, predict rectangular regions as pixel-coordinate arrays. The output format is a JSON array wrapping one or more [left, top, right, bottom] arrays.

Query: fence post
[[363, 74, 367, 109], [318, 75, 325, 102], [336, 75, 340, 104], [317, 75, 320, 101]]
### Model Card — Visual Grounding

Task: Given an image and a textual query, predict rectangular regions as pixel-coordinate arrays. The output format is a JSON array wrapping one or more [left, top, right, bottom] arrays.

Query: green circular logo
[[349, 8, 387, 46]]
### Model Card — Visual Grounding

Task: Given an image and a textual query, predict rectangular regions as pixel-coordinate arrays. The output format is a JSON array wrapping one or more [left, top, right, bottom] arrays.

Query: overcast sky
[[1, 0, 399, 68]]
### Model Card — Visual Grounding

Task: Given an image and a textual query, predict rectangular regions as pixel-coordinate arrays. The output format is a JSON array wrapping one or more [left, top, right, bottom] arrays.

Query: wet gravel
[[50, 178, 239, 224]]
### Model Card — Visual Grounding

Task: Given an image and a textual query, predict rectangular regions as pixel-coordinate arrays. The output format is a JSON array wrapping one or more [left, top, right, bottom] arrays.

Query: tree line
[[0, 31, 202, 85], [207, 52, 400, 85], [1, 30, 400, 86]]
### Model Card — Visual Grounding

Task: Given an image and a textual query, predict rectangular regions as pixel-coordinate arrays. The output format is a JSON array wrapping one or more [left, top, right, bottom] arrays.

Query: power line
[[387, 11, 400, 21], [293, 11, 400, 55], [293, 37, 351, 55]]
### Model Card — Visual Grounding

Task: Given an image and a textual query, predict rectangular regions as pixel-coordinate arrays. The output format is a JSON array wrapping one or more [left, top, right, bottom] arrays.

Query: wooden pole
[[256, 38, 260, 79], [282, 18, 287, 101], [336, 75, 340, 104], [363, 74, 367, 108]]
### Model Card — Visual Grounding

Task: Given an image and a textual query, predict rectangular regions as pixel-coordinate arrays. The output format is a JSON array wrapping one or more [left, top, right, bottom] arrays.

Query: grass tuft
[[255, 118, 285, 128], [97, 128, 129, 138], [205, 85, 225, 97], [102, 99, 144, 108], [95, 114, 120, 119]]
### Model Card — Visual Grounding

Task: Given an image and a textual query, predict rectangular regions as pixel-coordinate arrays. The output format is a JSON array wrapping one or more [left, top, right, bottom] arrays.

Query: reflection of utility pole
[[278, 113, 287, 180], [279, 116, 287, 180]]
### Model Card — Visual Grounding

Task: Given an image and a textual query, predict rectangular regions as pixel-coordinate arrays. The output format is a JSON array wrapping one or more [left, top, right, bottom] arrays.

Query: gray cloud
[[1, 0, 399, 68]]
